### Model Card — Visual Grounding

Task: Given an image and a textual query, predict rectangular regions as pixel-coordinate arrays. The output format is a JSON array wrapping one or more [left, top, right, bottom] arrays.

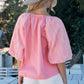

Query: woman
[[8, 0, 73, 84]]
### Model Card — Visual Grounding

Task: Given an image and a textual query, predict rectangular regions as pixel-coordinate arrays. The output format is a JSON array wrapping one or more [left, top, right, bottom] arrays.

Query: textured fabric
[[8, 13, 73, 79], [23, 73, 64, 84]]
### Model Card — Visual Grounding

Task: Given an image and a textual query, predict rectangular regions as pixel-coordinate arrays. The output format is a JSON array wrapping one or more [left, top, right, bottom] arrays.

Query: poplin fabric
[[8, 13, 73, 79], [23, 73, 64, 84]]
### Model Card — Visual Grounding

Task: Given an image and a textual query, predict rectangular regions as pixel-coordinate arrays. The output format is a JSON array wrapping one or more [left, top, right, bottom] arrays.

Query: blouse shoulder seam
[[47, 16, 62, 23]]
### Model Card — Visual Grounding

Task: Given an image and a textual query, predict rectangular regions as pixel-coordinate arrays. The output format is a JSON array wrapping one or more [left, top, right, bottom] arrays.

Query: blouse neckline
[[28, 12, 54, 18]]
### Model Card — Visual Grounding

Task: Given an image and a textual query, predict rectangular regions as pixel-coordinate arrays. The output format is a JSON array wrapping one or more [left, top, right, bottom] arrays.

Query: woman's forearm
[[17, 60, 23, 84], [17, 60, 21, 72], [57, 62, 67, 84]]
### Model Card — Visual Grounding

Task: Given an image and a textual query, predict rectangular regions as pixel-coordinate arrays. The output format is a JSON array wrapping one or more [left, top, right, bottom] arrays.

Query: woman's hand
[[18, 76, 23, 84]]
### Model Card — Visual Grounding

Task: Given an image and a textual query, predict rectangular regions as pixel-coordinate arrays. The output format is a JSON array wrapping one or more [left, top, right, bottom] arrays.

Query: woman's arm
[[57, 62, 67, 84], [17, 60, 21, 71], [17, 60, 23, 84]]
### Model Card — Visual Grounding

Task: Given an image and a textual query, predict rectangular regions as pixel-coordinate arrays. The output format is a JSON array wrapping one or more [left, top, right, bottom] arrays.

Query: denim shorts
[[23, 73, 64, 84]]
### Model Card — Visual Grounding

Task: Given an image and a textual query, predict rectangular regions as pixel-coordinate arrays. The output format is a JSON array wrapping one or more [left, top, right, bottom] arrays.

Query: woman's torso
[[18, 13, 60, 79]]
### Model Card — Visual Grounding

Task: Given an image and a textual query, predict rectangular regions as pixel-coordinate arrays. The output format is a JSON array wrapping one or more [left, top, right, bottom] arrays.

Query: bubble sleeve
[[45, 17, 73, 64], [8, 14, 25, 62]]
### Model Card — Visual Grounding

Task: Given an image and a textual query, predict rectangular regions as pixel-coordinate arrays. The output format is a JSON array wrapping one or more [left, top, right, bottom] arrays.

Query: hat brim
[[23, 0, 41, 5], [23, 1, 29, 5], [23, 0, 57, 6]]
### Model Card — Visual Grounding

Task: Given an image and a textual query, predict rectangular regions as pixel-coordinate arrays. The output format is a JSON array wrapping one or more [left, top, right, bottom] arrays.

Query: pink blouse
[[8, 13, 73, 79]]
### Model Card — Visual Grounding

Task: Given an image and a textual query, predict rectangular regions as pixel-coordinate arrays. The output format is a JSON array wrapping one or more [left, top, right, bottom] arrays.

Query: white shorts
[[23, 73, 64, 84]]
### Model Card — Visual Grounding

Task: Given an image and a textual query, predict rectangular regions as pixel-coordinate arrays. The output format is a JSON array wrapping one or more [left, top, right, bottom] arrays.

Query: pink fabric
[[8, 13, 73, 79]]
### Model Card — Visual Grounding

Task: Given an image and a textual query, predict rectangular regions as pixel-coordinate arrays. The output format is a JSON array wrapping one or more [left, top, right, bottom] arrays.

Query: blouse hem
[[18, 71, 60, 80]]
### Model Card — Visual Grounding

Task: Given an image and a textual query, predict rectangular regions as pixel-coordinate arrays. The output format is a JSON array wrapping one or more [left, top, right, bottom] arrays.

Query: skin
[[17, 0, 67, 84], [17, 61, 23, 84], [57, 62, 67, 84]]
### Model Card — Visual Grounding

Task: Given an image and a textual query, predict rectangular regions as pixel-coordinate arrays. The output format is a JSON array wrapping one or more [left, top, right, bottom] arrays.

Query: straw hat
[[23, 0, 57, 8]]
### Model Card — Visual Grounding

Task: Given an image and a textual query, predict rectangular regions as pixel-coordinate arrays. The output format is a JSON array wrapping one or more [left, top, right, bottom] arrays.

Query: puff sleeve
[[45, 17, 73, 64], [8, 14, 25, 62]]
